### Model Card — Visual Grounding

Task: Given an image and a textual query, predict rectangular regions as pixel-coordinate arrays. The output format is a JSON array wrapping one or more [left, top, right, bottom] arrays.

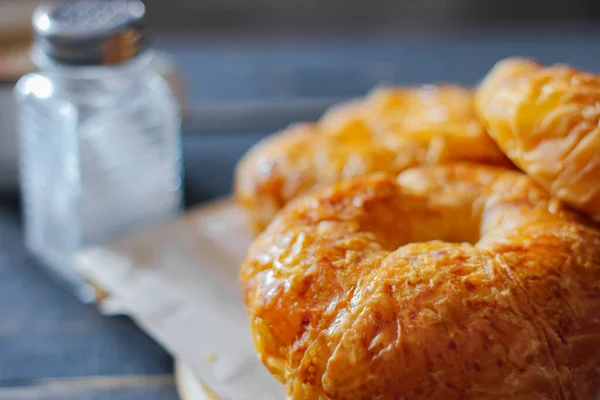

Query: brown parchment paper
[[74, 198, 285, 400]]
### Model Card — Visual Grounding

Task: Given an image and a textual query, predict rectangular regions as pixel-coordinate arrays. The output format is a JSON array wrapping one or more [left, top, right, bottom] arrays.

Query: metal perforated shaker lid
[[32, 0, 146, 66]]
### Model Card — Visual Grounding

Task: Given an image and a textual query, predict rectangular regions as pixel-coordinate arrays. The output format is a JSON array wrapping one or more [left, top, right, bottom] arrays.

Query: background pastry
[[234, 85, 510, 233]]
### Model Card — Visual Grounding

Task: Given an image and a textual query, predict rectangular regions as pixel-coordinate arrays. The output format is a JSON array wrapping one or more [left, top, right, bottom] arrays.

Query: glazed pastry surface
[[241, 163, 600, 400], [235, 85, 509, 232], [476, 57, 600, 221]]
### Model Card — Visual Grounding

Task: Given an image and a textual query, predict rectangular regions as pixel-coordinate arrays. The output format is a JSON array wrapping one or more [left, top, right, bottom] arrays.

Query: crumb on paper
[[205, 352, 216, 362]]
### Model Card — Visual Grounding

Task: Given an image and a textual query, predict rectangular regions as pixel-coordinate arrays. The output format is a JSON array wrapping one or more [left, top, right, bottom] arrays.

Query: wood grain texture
[[0, 197, 177, 399], [3, 35, 600, 400], [0, 375, 176, 400]]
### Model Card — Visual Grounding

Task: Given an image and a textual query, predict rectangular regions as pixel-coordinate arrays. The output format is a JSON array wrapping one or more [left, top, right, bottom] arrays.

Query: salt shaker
[[14, 0, 183, 302]]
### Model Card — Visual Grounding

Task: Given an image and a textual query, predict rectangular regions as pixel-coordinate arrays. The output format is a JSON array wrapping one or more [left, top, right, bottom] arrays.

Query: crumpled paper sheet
[[74, 198, 285, 400]]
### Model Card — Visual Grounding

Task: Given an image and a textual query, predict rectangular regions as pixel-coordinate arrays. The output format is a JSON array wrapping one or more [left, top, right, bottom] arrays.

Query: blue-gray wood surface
[[2, 30, 600, 399]]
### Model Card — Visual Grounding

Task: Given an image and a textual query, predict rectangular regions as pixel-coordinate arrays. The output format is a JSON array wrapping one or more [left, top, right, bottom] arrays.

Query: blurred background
[[1, 1, 600, 399], [3, 0, 600, 200], [144, 0, 600, 34]]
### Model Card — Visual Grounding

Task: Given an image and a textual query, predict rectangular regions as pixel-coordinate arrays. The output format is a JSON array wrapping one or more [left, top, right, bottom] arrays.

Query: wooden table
[[0, 194, 178, 399], [2, 30, 600, 399]]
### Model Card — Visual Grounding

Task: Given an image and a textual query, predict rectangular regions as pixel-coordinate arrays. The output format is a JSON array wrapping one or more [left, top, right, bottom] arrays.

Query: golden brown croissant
[[234, 85, 510, 233], [240, 163, 600, 399], [475, 57, 600, 222]]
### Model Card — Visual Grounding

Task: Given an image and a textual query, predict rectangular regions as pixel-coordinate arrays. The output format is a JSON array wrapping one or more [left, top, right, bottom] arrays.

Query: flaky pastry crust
[[475, 57, 600, 221], [241, 163, 600, 400], [235, 85, 510, 233]]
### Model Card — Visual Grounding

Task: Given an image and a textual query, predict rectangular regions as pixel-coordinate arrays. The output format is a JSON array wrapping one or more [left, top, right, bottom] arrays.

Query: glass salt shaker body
[[14, 0, 183, 302]]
